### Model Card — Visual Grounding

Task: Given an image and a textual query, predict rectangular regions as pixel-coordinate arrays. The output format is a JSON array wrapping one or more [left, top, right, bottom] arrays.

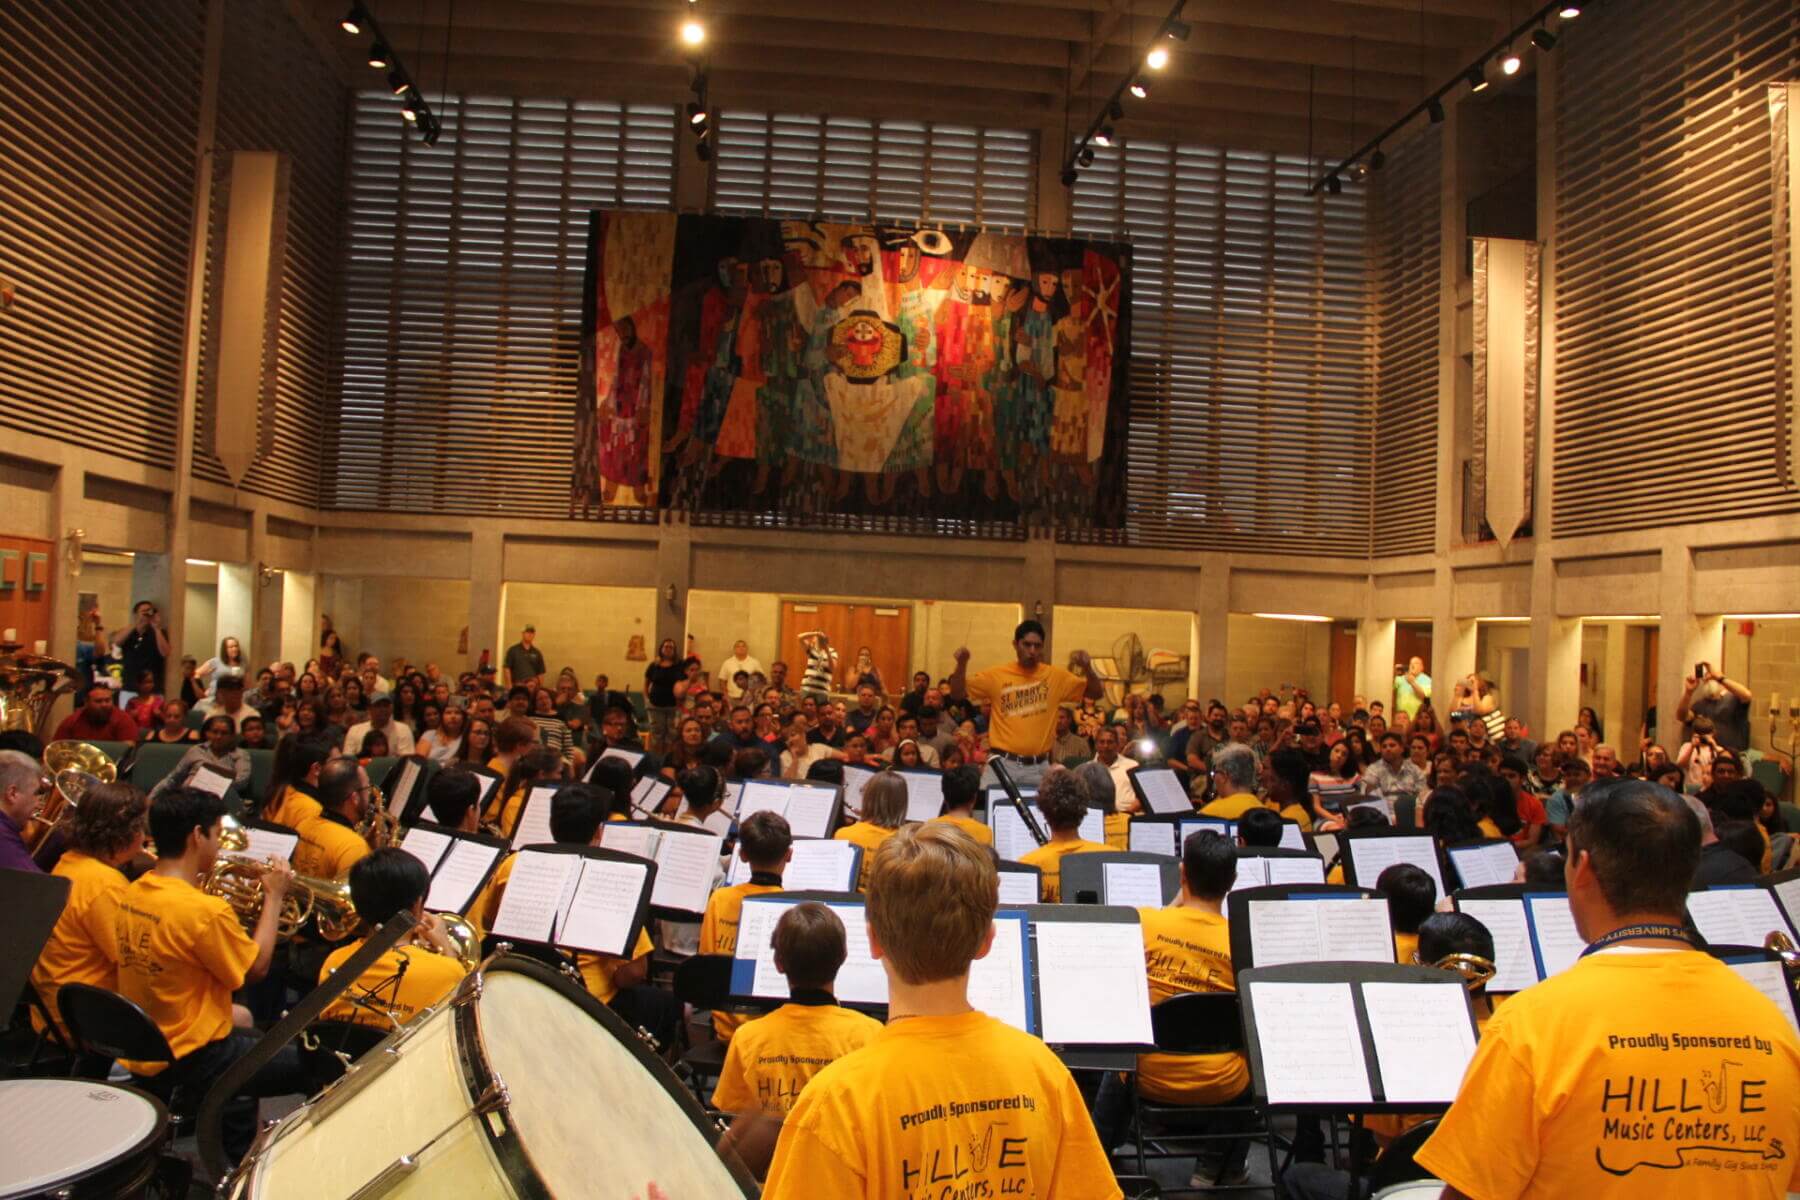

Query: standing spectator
[[111, 600, 170, 693], [503, 624, 546, 686], [196, 636, 247, 702], [799, 632, 837, 701], [1675, 663, 1753, 752], [766, 661, 800, 708], [643, 638, 684, 754], [53, 683, 140, 743], [1394, 655, 1432, 719], [718, 640, 765, 702]]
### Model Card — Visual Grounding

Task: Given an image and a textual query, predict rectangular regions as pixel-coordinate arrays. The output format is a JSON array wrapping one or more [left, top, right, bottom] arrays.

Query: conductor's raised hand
[[953, 646, 971, 666]]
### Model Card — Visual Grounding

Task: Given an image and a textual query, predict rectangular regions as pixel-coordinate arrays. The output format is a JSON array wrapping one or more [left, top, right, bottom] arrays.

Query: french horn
[[1432, 951, 1499, 992]]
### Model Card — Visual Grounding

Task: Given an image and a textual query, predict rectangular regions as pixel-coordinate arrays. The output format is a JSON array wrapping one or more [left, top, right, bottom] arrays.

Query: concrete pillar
[[247, 511, 281, 668], [1025, 536, 1056, 648], [1620, 625, 1651, 750], [216, 562, 255, 651], [1193, 566, 1230, 706], [1358, 617, 1397, 710], [469, 530, 505, 673], [1525, 552, 1580, 739], [1657, 544, 1720, 745], [1432, 564, 1478, 698], [49, 468, 80, 667], [279, 572, 316, 668]]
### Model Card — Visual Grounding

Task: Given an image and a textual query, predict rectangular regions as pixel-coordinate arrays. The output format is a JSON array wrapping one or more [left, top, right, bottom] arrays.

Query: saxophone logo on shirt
[[895, 1093, 1039, 1197], [1597, 1037, 1786, 1178]]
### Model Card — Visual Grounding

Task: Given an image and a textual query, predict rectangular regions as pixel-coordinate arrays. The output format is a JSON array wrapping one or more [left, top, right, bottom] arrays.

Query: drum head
[[1373, 1182, 1449, 1198], [474, 955, 756, 1199], [0, 1079, 166, 1200]]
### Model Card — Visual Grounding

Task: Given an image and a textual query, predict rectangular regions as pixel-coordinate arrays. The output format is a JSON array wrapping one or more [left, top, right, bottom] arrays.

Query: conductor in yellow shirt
[[712, 902, 882, 1117], [947, 619, 1103, 790], [317, 848, 469, 1028], [1019, 768, 1110, 901], [701, 809, 794, 1040], [761, 822, 1121, 1200], [1417, 778, 1800, 1199]]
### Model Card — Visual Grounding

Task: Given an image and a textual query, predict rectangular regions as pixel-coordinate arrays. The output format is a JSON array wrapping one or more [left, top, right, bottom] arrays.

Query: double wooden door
[[777, 601, 912, 697]]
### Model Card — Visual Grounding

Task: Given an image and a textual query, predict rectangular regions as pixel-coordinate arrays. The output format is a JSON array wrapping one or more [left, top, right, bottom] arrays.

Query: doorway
[[778, 601, 913, 697]]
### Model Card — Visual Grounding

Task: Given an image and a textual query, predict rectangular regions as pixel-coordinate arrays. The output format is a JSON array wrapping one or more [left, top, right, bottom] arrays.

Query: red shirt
[[52, 707, 140, 743]]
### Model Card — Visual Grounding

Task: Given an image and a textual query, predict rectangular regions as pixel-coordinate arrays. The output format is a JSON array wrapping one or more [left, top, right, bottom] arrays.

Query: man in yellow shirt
[[1417, 779, 1800, 1199], [700, 810, 794, 1040], [713, 902, 882, 1117], [948, 619, 1102, 790], [110, 787, 304, 1161], [1019, 768, 1109, 901], [31, 782, 147, 1044], [1200, 743, 1264, 819], [929, 765, 993, 846], [761, 823, 1121, 1199], [423, 766, 482, 832], [317, 848, 468, 1027], [1094, 829, 1254, 1186]]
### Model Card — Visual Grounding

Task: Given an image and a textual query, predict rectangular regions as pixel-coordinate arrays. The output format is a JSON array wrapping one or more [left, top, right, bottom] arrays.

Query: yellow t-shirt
[[1104, 811, 1130, 850], [31, 851, 127, 1035], [711, 1001, 883, 1115], [965, 662, 1087, 757], [1136, 905, 1250, 1104], [317, 938, 468, 1027], [761, 1010, 1122, 1200], [1478, 816, 1504, 840], [292, 812, 371, 884], [110, 872, 258, 1073], [1200, 792, 1264, 820], [834, 821, 897, 890], [1416, 950, 1800, 1199], [1394, 930, 1420, 965], [262, 783, 321, 830], [1018, 838, 1108, 902], [700, 878, 786, 1040], [473, 852, 653, 1006], [931, 814, 994, 847], [487, 787, 529, 840], [1278, 802, 1313, 832]]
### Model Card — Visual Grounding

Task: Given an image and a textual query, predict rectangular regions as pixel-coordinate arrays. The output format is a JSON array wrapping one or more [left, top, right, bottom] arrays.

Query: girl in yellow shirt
[[1018, 768, 1109, 901], [835, 773, 906, 889]]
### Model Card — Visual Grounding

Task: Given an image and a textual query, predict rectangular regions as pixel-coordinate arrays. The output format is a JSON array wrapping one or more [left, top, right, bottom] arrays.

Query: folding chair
[[672, 954, 736, 1102], [1127, 992, 1269, 1192]]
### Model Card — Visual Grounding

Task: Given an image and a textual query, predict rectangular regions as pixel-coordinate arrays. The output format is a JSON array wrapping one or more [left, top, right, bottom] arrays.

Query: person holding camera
[[1676, 716, 1724, 792], [111, 599, 171, 698], [1674, 661, 1752, 753]]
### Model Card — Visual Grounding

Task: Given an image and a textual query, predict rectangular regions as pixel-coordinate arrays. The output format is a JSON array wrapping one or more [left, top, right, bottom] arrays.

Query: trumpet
[[1432, 951, 1499, 992], [203, 856, 359, 941]]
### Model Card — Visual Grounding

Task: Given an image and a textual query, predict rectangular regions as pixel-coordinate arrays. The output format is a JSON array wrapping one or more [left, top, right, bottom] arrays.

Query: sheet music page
[[1266, 857, 1327, 886], [738, 899, 797, 996], [997, 869, 1041, 906], [967, 914, 1032, 1034], [1034, 920, 1154, 1045], [1105, 862, 1168, 908], [1349, 836, 1445, 899], [1726, 960, 1800, 1033], [1129, 822, 1177, 856], [899, 771, 944, 824], [557, 858, 648, 955], [989, 805, 1038, 863], [188, 763, 234, 798], [427, 839, 502, 914], [1183, 819, 1233, 844], [1078, 808, 1107, 845], [1232, 857, 1271, 893], [1312, 833, 1339, 867], [783, 786, 839, 839], [473, 772, 500, 809], [397, 827, 452, 875], [737, 780, 790, 823], [652, 830, 724, 913], [632, 777, 672, 817], [1450, 842, 1520, 890], [719, 780, 745, 818], [489, 851, 580, 943], [1457, 898, 1539, 992], [1279, 824, 1308, 852], [511, 785, 558, 849], [235, 827, 298, 864], [1317, 900, 1397, 963], [1135, 768, 1192, 815], [841, 765, 877, 817], [599, 823, 658, 860], [598, 747, 645, 770], [829, 902, 889, 1005], [1687, 889, 1793, 947], [1247, 981, 1372, 1104], [724, 853, 750, 887], [1774, 877, 1800, 936], [781, 839, 859, 892], [1526, 894, 1585, 977], [1361, 981, 1477, 1104], [387, 759, 421, 817]]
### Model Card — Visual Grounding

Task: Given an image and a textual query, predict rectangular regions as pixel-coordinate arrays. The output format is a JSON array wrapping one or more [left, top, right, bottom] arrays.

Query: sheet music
[[386, 758, 422, 817], [1727, 960, 1800, 1033], [780, 839, 860, 892], [398, 827, 452, 875], [473, 772, 500, 809], [598, 747, 645, 771], [651, 830, 723, 913], [1129, 822, 1178, 857], [1457, 898, 1539, 992], [1134, 768, 1192, 816], [427, 839, 502, 914], [700, 809, 734, 837], [719, 780, 745, 818], [1265, 857, 1327, 886], [1077, 808, 1106, 845], [989, 805, 1041, 863], [1313, 833, 1339, 866], [1232, 856, 1271, 893], [234, 827, 298, 865], [783, 785, 839, 839], [1033, 920, 1154, 1045], [599, 823, 657, 860], [1687, 888, 1794, 948], [1105, 862, 1168, 908], [631, 776, 672, 817], [899, 771, 944, 824], [1279, 824, 1308, 852], [556, 858, 648, 956], [188, 763, 234, 799], [1526, 894, 1585, 977], [841, 766, 877, 817], [1347, 836, 1445, 899], [1773, 877, 1800, 935], [489, 851, 581, 943], [511, 784, 558, 849], [740, 900, 888, 1005], [1248, 981, 1372, 1104], [737, 780, 792, 823], [997, 869, 1041, 906], [1183, 819, 1234, 844], [1361, 981, 1477, 1104], [967, 914, 1032, 1034], [1247, 899, 1393, 967], [736, 898, 790, 987], [1448, 842, 1521, 890]]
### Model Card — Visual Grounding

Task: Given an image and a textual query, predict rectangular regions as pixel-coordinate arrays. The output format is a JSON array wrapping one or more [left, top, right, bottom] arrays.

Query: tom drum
[[0, 1079, 168, 1199]]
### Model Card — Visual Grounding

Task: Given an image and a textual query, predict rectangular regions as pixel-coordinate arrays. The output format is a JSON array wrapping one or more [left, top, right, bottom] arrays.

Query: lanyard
[[1580, 923, 1698, 957]]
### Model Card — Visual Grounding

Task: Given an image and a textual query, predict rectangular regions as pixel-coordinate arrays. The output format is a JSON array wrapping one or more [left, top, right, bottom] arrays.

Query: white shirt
[[718, 654, 765, 700], [345, 718, 415, 757], [415, 730, 463, 764], [1104, 754, 1139, 813]]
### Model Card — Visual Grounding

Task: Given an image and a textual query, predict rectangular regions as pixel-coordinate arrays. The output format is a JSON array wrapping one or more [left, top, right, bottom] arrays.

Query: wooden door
[[778, 601, 912, 698], [1328, 623, 1358, 712], [0, 535, 55, 652]]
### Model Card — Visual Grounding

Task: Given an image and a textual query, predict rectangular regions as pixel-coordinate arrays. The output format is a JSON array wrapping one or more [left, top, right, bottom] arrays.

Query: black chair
[[672, 954, 736, 1100], [1128, 992, 1269, 1191], [1368, 1117, 1442, 1191], [298, 1019, 392, 1094], [12, 983, 73, 1075], [56, 983, 174, 1078]]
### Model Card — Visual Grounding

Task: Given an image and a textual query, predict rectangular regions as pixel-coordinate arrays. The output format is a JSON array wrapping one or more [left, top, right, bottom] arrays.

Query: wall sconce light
[[1033, 600, 1045, 618], [664, 583, 679, 610], [257, 563, 282, 588], [63, 528, 85, 577]]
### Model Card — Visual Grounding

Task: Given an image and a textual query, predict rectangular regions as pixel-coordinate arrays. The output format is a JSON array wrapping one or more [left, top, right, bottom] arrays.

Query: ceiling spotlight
[[1351, 161, 1368, 181], [686, 101, 707, 127], [418, 115, 440, 145], [1146, 44, 1170, 70], [1370, 146, 1387, 170], [1467, 63, 1490, 93], [680, 6, 705, 47], [1325, 174, 1342, 194], [1426, 97, 1445, 123], [1077, 145, 1095, 167], [1531, 27, 1558, 50], [1129, 77, 1149, 100], [1094, 125, 1116, 148], [367, 41, 390, 69], [1558, 4, 1581, 17], [388, 69, 409, 95], [1061, 167, 1079, 187], [1163, 18, 1191, 41], [1500, 48, 1522, 75], [400, 90, 420, 122], [339, 5, 366, 35]]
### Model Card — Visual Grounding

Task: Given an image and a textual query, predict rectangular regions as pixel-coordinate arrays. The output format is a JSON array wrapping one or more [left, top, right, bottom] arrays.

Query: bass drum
[[228, 955, 756, 1200], [1373, 1183, 1450, 1198]]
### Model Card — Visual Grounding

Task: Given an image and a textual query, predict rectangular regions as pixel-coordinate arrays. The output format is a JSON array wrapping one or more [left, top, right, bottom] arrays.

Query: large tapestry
[[573, 213, 1131, 526]]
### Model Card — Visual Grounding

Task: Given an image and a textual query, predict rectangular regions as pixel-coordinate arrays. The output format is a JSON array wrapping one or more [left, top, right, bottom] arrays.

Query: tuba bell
[[435, 913, 480, 969], [27, 741, 119, 849], [0, 646, 78, 736], [1432, 951, 1499, 992]]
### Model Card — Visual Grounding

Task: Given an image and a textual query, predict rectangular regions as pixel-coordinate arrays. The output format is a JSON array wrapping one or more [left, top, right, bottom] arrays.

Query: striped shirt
[[802, 646, 836, 696]]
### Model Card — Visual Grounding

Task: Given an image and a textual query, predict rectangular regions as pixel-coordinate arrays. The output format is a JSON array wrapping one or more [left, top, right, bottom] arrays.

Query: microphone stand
[[989, 758, 1049, 847]]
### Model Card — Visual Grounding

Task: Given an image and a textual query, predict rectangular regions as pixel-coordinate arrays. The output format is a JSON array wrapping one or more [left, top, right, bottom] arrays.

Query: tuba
[[28, 741, 118, 849], [0, 645, 77, 736], [435, 913, 480, 969], [1432, 951, 1499, 992]]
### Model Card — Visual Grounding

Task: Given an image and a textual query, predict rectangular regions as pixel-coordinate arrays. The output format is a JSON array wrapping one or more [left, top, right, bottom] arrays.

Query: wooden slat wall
[[1067, 141, 1373, 554], [191, 0, 349, 507], [325, 91, 675, 515], [1553, 0, 1800, 535], [0, 0, 206, 469], [1370, 128, 1443, 556]]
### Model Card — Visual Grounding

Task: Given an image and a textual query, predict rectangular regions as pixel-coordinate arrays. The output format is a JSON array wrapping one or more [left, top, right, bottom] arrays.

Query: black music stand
[[1060, 851, 1179, 907], [0, 867, 71, 1017]]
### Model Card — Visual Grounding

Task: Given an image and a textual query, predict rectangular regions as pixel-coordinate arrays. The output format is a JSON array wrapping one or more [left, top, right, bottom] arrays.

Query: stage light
[[1351, 161, 1368, 181], [388, 69, 409, 95], [1500, 48, 1522, 75], [1370, 146, 1386, 170], [1163, 18, 1191, 41], [1325, 174, 1341, 194], [418, 114, 440, 145], [1094, 125, 1115, 148], [1146, 44, 1170, 70], [1061, 167, 1078, 187], [368, 41, 390, 69], [1108, 99, 1124, 121], [1077, 145, 1095, 167], [1531, 27, 1558, 50], [1558, 5, 1582, 17], [1136, 738, 1156, 758], [339, 5, 366, 35], [680, 2, 705, 47], [1467, 63, 1489, 93], [1427, 97, 1445, 123], [401, 90, 420, 122], [1129, 77, 1148, 99], [687, 101, 707, 127]]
